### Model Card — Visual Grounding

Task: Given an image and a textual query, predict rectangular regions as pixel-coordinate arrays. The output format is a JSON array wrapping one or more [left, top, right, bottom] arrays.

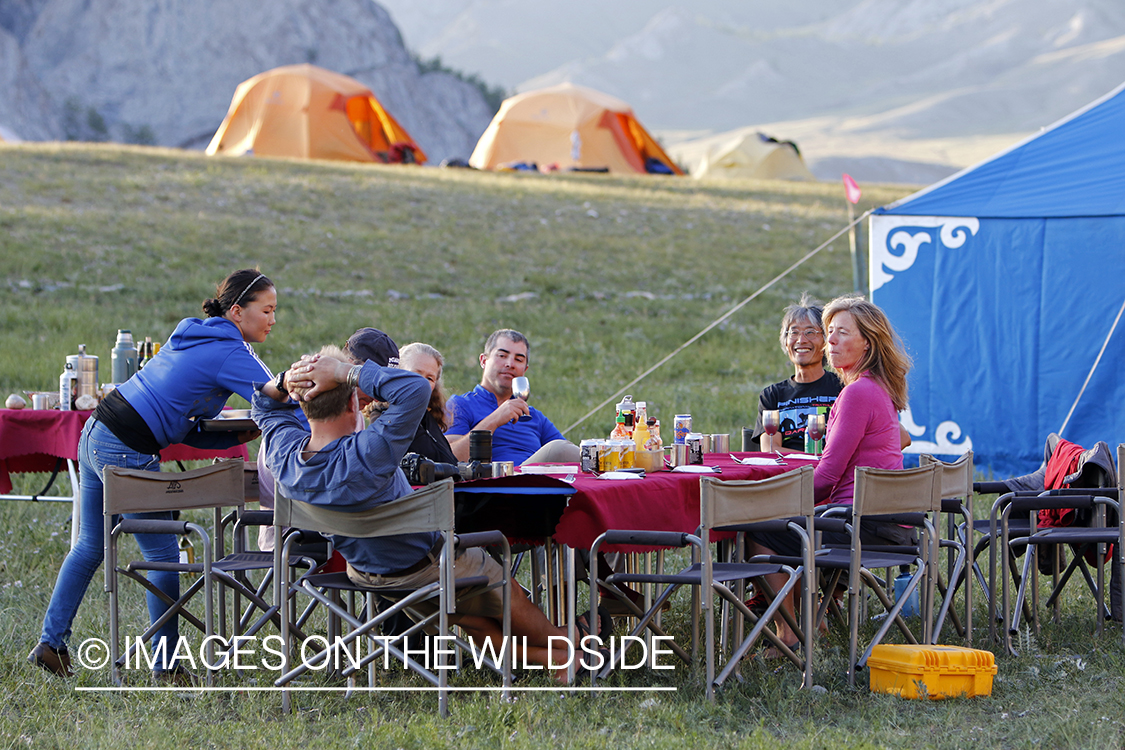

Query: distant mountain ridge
[[0, 0, 493, 163], [379, 0, 1125, 183]]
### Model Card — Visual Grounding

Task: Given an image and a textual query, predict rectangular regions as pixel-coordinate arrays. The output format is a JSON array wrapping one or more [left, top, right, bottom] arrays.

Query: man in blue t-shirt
[[446, 329, 579, 465]]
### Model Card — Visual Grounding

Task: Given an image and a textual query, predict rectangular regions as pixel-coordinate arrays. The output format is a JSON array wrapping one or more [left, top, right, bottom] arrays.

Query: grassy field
[[1, 143, 1123, 749]]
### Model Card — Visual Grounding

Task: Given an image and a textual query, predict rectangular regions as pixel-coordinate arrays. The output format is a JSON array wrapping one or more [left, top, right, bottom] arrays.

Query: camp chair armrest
[[812, 517, 850, 534], [455, 531, 508, 550], [1039, 488, 1118, 499], [1010, 495, 1097, 514], [863, 512, 928, 527], [599, 530, 694, 548], [116, 519, 192, 536], [974, 481, 1010, 494], [237, 510, 275, 527], [717, 517, 806, 534], [284, 529, 327, 545]]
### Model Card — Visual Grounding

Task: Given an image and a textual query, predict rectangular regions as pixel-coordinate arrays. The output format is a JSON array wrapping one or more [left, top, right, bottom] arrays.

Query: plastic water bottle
[[893, 570, 921, 618], [111, 329, 138, 384]]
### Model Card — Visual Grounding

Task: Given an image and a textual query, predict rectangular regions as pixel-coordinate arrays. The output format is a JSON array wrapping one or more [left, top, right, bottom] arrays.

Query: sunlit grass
[[1, 143, 1123, 748]]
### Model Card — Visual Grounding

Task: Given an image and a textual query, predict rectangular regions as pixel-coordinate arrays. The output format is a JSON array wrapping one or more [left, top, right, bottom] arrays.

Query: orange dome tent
[[469, 83, 681, 175], [207, 64, 425, 164]]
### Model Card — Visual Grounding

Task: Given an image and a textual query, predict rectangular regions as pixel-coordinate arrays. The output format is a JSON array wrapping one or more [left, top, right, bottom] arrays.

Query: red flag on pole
[[842, 173, 862, 204]]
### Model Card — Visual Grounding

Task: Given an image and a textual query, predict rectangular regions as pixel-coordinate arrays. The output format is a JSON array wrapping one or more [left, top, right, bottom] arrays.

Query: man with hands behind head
[[253, 346, 585, 679]]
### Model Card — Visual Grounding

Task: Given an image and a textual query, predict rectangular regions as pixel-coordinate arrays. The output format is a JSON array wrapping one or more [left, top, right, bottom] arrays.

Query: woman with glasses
[[31, 269, 277, 680]]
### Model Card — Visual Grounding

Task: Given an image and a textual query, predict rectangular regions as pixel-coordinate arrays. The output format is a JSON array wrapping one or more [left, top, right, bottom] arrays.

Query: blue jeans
[[39, 419, 180, 669]]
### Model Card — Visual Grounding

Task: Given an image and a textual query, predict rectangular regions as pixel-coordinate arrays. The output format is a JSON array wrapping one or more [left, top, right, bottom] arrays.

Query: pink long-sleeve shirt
[[814, 373, 903, 504]]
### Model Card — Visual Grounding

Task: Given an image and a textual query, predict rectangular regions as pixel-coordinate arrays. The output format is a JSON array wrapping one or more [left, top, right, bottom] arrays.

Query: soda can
[[619, 439, 635, 469], [673, 414, 692, 444], [580, 439, 600, 473], [598, 441, 620, 473], [686, 433, 704, 464]]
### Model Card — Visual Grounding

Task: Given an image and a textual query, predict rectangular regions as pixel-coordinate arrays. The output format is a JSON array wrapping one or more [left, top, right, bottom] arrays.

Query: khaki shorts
[[346, 546, 505, 619]]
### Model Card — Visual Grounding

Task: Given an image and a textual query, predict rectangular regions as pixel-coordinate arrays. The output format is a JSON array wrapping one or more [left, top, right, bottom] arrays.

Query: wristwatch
[[274, 370, 289, 398]]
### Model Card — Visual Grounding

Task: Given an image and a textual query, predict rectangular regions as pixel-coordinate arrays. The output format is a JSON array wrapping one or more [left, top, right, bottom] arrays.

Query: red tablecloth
[[551, 453, 817, 551], [0, 408, 249, 494]]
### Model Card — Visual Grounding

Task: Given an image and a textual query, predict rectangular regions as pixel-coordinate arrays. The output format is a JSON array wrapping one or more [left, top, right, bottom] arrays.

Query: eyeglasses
[[786, 328, 823, 340]]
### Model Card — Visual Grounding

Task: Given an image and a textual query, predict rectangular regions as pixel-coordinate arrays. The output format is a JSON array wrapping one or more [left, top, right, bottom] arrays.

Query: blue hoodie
[[116, 316, 272, 448]]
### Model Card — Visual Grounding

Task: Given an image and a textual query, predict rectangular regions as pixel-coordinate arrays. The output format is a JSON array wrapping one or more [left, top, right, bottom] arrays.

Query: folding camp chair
[[1000, 444, 1125, 655], [272, 478, 512, 717], [589, 466, 817, 697], [974, 435, 1116, 642], [811, 463, 942, 686], [919, 452, 974, 644], [103, 459, 285, 684], [222, 464, 324, 648]]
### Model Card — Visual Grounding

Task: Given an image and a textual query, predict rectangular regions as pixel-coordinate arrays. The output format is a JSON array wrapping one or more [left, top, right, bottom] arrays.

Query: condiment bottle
[[609, 413, 630, 440], [633, 419, 651, 453], [647, 418, 663, 451], [615, 394, 636, 436]]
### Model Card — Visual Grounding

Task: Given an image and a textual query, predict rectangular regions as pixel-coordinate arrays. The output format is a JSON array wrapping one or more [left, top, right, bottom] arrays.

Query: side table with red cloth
[[0, 408, 248, 495], [552, 453, 816, 552]]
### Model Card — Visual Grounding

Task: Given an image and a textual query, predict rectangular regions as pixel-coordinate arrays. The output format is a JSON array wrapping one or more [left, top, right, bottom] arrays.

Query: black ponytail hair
[[202, 269, 273, 318]]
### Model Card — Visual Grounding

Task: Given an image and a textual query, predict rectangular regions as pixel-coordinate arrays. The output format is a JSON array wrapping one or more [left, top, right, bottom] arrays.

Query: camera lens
[[468, 430, 492, 464]]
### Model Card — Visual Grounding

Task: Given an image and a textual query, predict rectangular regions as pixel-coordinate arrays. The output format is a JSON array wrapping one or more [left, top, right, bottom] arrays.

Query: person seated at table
[[31, 269, 276, 679], [393, 342, 457, 464], [753, 293, 910, 454], [746, 294, 914, 654], [445, 329, 579, 465], [256, 327, 400, 553], [752, 293, 843, 454], [255, 346, 597, 680]]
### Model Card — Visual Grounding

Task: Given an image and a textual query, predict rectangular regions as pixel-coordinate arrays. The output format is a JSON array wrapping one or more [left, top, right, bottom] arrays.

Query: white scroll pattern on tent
[[868, 216, 979, 292], [900, 407, 972, 456]]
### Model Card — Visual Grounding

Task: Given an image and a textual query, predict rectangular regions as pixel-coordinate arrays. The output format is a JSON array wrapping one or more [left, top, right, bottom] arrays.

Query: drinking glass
[[511, 376, 532, 422], [762, 410, 780, 437], [807, 413, 826, 454]]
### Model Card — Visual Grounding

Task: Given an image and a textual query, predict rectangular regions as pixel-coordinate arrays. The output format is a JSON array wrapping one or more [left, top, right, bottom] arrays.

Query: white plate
[[219, 409, 251, 419]]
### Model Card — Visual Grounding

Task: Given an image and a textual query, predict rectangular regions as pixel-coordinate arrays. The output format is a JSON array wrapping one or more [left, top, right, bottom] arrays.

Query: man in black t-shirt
[[752, 294, 842, 453]]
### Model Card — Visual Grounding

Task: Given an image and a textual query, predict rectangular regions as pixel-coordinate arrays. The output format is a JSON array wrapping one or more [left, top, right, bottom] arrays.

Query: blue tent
[[869, 82, 1125, 478]]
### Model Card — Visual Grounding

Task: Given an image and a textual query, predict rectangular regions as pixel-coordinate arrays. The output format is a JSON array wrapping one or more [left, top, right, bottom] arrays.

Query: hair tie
[[231, 273, 265, 309]]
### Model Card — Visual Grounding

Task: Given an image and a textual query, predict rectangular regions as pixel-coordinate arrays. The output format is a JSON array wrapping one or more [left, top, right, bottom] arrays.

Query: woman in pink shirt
[[747, 295, 912, 653]]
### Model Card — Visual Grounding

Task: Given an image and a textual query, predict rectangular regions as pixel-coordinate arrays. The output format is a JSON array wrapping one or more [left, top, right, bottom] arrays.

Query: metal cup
[[491, 461, 515, 477], [672, 443, 689, 467], [32, 394, 48, 410], [711, 433, 730, 453]]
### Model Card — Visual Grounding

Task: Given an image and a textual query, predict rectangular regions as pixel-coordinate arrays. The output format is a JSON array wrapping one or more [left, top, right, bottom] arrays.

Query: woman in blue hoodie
[[30, 269, 276, 679]]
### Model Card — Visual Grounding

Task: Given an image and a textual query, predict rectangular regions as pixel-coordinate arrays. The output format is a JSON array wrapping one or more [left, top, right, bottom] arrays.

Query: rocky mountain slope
[[0, 0, 493, 162], [380, 0, 1125, 183]]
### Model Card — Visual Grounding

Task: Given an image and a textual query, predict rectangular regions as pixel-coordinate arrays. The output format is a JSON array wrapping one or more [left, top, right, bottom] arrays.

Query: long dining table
[[553, 453, 818, 550], [450, 453, 817, 641], [0, 408, 250, 545]]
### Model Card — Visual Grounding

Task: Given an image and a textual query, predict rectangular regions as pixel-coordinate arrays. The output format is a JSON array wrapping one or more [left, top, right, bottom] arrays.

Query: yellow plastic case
[[867, 644, 997, 699]]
